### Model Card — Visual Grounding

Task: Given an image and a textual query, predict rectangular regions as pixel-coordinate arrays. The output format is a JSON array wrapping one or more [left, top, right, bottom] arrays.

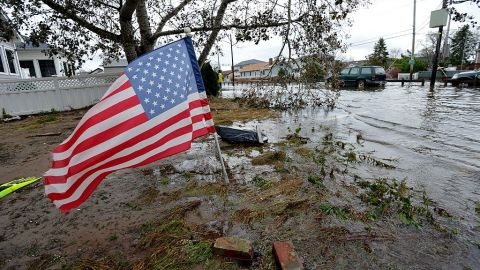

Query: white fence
[[0, 73, 120, 118]]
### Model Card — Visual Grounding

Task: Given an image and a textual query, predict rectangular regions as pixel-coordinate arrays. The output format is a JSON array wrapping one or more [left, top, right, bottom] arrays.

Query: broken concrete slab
[[213, 236, 253, 261], [273, 241, 303, 270]]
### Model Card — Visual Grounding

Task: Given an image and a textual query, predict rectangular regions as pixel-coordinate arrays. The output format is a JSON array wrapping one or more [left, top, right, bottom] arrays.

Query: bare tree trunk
[[197, 0, 237, 65], [120, 0, 140, 62], [136, 0, 154, 55]]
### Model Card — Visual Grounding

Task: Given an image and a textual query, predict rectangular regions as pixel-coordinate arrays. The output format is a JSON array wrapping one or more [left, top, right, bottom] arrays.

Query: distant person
[[218, 70, 223, 89]]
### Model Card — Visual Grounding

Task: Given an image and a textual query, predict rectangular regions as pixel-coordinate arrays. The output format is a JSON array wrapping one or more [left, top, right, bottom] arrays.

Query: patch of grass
[[251, 151, 286, 165], [138, 186, 159, 204], [209, 97, 278, 125], [357, 178, 427, 227], [307, 174, 326, 189], [318, 203, 349, 219], [475, 201, 480, 216], [294, 147, 313, 157], [107, 234, 118, 241], [160, 177, 170, 185], [36, 114, 58, 124], [345, 151, 357, 162], [232, 208, 266, 224], [252, 175, 272, 190]]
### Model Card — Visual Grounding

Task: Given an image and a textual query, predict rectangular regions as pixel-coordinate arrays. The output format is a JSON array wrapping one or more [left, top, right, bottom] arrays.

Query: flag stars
[[157, 83, 162, 88], [160, 104, 165, 109], [164, 60, 170, 65], [146, 88, 152, 94], [180, 94, 185, 98], [144, 98, 150, 103], [162, 68, 167, 73], [138, 85, 143, 90], [141, 77, 146, 82], [167, 53, 172, 58], [170, 99, 175, 104], [148, 56, 154, 60], [154, 65, 159, 69], [146, 62, 151, 67], [152, 72, 157, 77], [143, 69, 149, 75], [163, 96, 168, 101], [173, 91, 178, 96], [170, 71, 175, 76], [132, 74, 138, 79], [153, 101, 158, 106], [160, 76, 165, 81], [168, 79, 173, 84], [138, 62, 143, 66], [172, 63, 177, 68], [149, 80, 154, 86], [149, 109, 155, 115], [177, 75, 182, 80], [155, 93, 160, 98], [175, 83, 180, 88], [166, 88, 171, 93], [169, 47, 173, 51], [156, 57, 161, 62], [127, 67, 133, 72]]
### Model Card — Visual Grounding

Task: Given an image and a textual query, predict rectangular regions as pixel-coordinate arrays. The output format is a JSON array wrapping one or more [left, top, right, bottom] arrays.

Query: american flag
[[44, 37, 215, 213]]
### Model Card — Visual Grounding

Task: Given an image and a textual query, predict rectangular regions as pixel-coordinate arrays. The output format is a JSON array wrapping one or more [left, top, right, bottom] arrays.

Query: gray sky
[[83, 0, 479, 71]]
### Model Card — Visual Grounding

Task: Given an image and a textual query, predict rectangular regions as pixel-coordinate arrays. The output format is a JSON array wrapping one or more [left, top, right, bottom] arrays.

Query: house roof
[[103, 58, 128, 68], [221, 70, 233, 75], [15, 41, 50, 49], [235, 59, 264, 67], [240, 62, 269, 72]]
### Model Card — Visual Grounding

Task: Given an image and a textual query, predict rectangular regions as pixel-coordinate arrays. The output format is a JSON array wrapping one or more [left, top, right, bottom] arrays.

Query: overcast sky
[[210, 0, 480, 70], [83, 0, 479, 71]]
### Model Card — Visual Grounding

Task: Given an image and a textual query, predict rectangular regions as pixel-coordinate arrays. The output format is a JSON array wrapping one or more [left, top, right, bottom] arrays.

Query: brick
[[273, 241, 303, 270], [213, 237, 253, 261]]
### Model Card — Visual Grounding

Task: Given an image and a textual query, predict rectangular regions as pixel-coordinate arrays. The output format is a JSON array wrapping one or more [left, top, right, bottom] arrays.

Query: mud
[[0, 92, 479, 269]]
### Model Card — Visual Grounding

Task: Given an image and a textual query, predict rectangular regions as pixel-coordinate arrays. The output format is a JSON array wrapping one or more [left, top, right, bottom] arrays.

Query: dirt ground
[[0, 98, 478, 269]]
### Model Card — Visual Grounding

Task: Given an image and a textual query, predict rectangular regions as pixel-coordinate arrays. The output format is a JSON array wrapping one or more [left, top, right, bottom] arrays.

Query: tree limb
[[198, 0, 238, 65], [136, 0, 154, 53], [151, 14, 304, 40], [41, 0, 121, 42], [152, 0, 192, 41], [120, 0, 141, 61]]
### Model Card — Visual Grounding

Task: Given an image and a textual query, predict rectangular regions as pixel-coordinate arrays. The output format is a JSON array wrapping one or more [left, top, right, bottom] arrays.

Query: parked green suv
[[331, 66, 387, 87]]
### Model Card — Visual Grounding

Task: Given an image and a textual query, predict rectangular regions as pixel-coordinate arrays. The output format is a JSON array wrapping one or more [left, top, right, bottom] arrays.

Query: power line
[[349, 33, 413, 47], [349, 29, 412, 46]]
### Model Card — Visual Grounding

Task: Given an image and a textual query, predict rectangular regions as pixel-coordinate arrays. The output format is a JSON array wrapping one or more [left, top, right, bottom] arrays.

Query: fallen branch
[[27, 132, 62, 138]]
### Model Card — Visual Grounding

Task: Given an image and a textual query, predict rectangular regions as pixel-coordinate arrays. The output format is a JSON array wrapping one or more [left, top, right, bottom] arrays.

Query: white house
[[15, 41, 69, 78], [0, 10, 23, 80]]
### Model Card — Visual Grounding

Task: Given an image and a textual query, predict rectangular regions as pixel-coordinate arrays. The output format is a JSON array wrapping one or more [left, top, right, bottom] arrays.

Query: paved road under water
[[224, 83, 480, 243]]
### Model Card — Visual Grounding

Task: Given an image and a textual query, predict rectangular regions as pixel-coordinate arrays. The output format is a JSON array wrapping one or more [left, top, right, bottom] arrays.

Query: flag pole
[[184, 27, 229, 184]]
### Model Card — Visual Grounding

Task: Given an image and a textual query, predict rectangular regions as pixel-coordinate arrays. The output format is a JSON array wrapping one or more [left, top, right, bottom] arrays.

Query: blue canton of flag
[[125, 38, 201, 119]]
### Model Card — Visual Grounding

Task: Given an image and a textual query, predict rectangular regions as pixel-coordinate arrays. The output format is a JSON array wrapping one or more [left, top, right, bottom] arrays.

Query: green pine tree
[[200, 62, 220, 96], [367, 38, 389, 69], [449, 25, 474, 66]]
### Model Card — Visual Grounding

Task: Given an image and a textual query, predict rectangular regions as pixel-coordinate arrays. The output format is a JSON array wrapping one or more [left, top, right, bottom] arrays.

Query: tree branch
[[152, 0, 192, 41], [41, 0, 121, 42], [136, 0, 154, 53], [120, 0, 141, 61], [151, 15, 305, 40], [198, 0, 237, 65]]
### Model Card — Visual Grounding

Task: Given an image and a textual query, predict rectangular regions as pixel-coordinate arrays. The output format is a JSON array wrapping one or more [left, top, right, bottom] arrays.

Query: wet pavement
[[223, 83, 480, 243]]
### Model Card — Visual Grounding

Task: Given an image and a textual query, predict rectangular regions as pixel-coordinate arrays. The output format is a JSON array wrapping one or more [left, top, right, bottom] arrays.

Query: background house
[[0, 10, 23, 80], [15, 41, 70, 78], [103, 58, 128, 74]]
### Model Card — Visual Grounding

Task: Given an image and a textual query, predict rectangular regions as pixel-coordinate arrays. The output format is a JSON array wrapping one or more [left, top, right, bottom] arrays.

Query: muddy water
[[223, 83, 480, 242]]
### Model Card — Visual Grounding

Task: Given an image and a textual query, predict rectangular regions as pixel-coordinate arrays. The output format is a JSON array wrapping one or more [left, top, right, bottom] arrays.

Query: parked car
[[451, 70, 479, 86], [327, 66, 387, 88]]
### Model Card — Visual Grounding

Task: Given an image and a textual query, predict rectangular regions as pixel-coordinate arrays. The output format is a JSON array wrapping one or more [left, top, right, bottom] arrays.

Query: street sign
[[430, 9, 448, 28], [409, 59, 415, 65]]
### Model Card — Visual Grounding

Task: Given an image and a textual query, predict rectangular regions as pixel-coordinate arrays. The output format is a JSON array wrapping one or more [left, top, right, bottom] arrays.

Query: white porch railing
[[0, 73, 120, 118]]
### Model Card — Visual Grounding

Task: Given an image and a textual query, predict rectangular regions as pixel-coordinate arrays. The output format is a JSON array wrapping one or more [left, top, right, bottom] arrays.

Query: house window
[[38, 60, 57, 77], [5, 49, 17, 74], [20, 60, 37, 78], [0, 52, 4, 73]]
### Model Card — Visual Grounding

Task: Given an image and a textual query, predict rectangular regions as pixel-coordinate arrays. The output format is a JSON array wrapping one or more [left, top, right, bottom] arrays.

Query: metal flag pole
[[184, 27, 229, 184]]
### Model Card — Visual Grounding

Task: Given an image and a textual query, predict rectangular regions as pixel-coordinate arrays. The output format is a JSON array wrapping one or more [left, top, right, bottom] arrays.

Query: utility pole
[[430, 0, 448, 89], [229, 33, 235, 86], [410, 0, 417, 81], [442, 0, 452, 63]]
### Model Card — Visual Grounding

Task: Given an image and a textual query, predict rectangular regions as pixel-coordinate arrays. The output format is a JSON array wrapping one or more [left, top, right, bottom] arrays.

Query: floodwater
[[223, 83, 480, 243]]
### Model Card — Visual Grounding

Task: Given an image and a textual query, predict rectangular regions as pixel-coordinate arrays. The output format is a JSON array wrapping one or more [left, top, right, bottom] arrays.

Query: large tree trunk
[[197, 0, 236, 65], [120, 0, 140, 62], [136, 0, 154, 56]]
